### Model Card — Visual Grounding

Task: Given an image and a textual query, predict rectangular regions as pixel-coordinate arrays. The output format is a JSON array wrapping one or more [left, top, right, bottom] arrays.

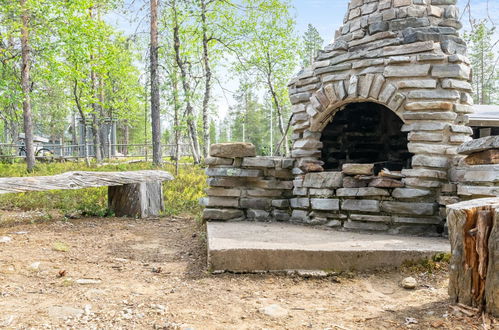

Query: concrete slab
[[207, 221, 450, 272]]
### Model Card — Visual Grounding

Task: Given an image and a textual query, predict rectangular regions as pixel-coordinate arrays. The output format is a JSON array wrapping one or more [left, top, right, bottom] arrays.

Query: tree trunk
[[73, 79, 91, 167], [150, 0, 162, 166], [71, 111, 78, 154], [123, 120, 129, 156], [99, 77, 107, 158], [20, 0, 35, 172], [200, 0, 211, 159], [447, 200, 499, 317], [172, 66, 180, 176], [267, 75, 289, 156], [172, 0, 201, 164], [89, 7, 102, 163]]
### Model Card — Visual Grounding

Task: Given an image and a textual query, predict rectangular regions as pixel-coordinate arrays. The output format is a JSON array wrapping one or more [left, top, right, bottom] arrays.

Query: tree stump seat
[[447, 198, 499, 317], [0, 170, 174, 218]]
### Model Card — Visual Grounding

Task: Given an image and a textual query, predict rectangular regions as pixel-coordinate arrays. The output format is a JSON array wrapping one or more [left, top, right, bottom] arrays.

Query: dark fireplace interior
[[320, 102, 412, 172]]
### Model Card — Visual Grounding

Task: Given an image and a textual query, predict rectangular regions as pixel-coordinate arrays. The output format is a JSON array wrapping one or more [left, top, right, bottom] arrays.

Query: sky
[[106, 0, 499, 122]]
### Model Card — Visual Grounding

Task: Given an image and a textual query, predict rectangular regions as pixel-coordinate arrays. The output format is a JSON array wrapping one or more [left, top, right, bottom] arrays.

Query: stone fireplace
[[284, 0, 474, 234], [201, 0, 499, 237], [320, 102, 412, 171]]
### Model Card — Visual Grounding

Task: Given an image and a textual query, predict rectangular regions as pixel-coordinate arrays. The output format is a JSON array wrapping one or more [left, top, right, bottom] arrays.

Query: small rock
[[84, 304, 92, 316], [0, 316, 14, 327], [405, 317, 418, 325], [259, 304, 289, 318], [401, 277, 418, 289], [0, 236, 12, 243], [28, 262, 41, 270]]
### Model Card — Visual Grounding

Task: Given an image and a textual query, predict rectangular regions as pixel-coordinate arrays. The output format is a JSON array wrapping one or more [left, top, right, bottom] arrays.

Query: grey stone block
[[240, 198, 272, 210], [381, 202, 437, 216], [201, 197, 239, 208], [309, 188, 334, 197], [389, 17, 430, 30], [205, 187, 241, 197], [207, 177, 248, 188], [350, 214, 391, 222], [457, 136, 499, 155], [293, 187, 309, 196], [342, 163, 374, 175], [290, 198, 310, 209], [205, 157, 234, 166], [343, 220, 389, 231], [205, 168, 261, 178], [342, 200, 380, 213], [337, 187, 390, 197], [242, 157, 276, 168], [203, 208, 244, 221], [369, 21, 389, 34], [272, 210, 291, 221], [407, 89, 460, 99], [247, 209, 270, 221], [412, 154, 449, 168], [272, 199, 290, 208], [392, 188, 431, 199], [303, 172, 343, 188], [247, 189, 283, 197], [310, 198, 340, 211], [326, 220, 342, 227], [432, 64, 470, 79], [210, 142, 256, 158], [385, 64, 430, 77], [291, 209, 309, 221]]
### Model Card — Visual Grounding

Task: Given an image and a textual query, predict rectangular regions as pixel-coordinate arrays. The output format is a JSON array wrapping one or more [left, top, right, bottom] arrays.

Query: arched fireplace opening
[[320, 102, 412, 172]]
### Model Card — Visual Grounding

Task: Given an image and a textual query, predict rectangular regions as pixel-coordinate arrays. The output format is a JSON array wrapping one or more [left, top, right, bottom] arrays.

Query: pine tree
[[301, 24, 324, 68], [464, 20, 498, 105]]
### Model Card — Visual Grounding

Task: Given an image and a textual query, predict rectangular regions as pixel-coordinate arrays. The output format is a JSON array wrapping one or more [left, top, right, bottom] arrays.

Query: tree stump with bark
[[447, 198, 499, 317]]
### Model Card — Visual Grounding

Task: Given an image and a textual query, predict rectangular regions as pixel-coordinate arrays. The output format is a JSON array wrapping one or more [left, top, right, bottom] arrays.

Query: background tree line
[[0, 0, 497, 171]]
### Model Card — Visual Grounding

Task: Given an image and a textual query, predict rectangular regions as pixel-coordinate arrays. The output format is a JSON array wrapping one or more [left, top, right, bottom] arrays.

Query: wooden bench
[[0, 170, 174, 218]]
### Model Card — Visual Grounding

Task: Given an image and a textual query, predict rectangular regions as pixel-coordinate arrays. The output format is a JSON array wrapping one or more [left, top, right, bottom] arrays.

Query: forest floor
[[0, 211, 496, 329]]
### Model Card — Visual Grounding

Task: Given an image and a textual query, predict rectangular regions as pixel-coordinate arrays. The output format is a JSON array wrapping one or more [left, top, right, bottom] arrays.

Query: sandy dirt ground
[[0, 213, 496, 329]]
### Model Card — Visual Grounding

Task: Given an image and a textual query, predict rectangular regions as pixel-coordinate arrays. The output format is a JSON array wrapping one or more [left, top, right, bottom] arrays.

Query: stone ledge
[[207, 221, 450, 272]]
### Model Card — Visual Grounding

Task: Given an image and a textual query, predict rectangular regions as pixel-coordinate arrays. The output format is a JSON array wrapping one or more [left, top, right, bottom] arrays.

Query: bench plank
[[0, 170, 174, 194]]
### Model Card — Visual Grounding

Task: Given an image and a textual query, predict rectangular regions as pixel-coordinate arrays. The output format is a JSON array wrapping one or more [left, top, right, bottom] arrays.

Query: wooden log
[[447, 198, 499, 317], [0, 170, 174, 194], [108, 181, 164, 218], [464, 149, 499, 165]]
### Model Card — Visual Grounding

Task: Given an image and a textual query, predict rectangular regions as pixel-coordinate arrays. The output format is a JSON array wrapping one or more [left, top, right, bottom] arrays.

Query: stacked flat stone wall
[[202, 143, 295, 222], [450, 136, 499, 200], [291, 164, 442, 235]]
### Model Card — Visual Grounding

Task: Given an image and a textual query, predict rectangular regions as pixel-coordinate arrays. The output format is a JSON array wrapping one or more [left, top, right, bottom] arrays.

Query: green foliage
[[402, 253, 451, 273], [0, 0, 145, 148], [300, 24, 324, 68], [224, 82, 274, 155], [464, 20, 498, 105], [0, 161, 207, 217]]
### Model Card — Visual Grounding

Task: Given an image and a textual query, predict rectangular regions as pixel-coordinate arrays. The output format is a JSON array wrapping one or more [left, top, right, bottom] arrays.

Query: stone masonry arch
[[288, 0, 474, 183]]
